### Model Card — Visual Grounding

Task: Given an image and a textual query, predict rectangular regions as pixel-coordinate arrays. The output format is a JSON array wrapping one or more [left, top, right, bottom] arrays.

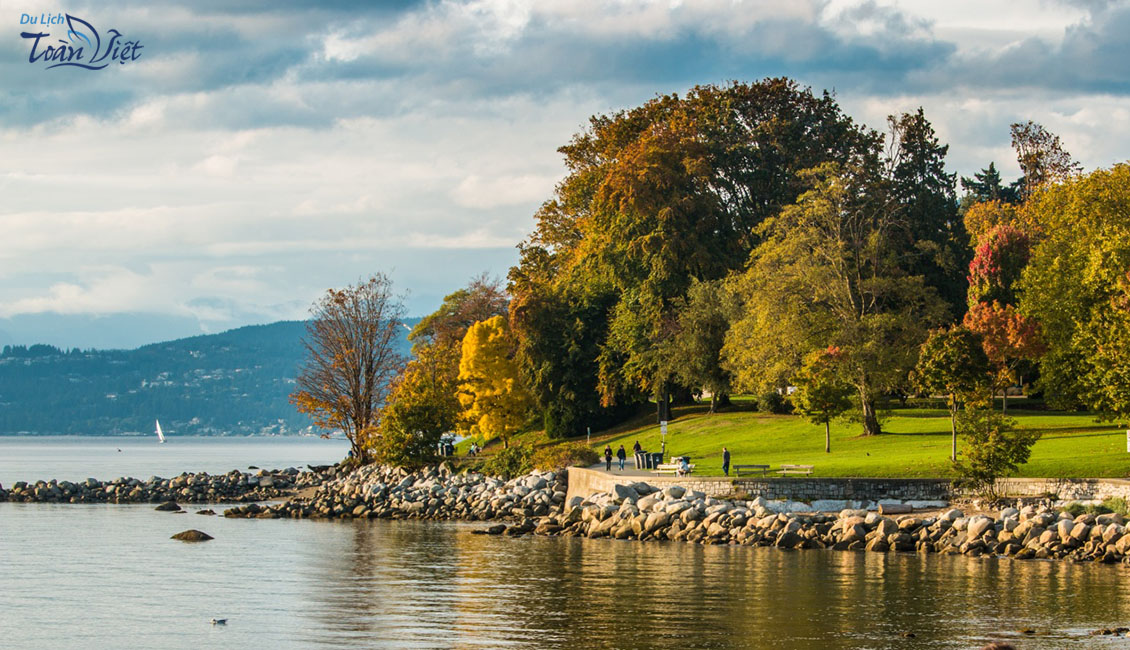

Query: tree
[[458, 315, 533, 448], [290, 274, 406, 463], [887, 109, 968, 315], [963, 301, 1045, 412], [961, 163, 1019, 205], [793, 347, 855, 453], [511, 78, 876, 423], [724, 162, 949, 435], [409, 274, 508, 350], [1020, 164, 1130, 421], [966, 225, 1032, 306], [914, 327, 991, 461], [963, 199, 1026, 245], [1010, 121, 1082, 199], [370, 344, 461, 468], [955, 407, 1040, 495], [665, 279, 733, 413]]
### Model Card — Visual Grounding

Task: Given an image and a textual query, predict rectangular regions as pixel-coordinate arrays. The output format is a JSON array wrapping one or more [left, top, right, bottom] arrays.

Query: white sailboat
[[155, 419, 166, 444]]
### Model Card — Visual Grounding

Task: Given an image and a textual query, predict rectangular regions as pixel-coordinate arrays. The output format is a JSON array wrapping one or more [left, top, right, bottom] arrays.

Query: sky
[[2, 0, 1128, 349]]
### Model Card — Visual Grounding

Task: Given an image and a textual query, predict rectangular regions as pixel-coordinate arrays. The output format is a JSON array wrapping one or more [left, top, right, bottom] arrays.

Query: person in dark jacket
[[616, 445, 627, 471], [722, 447, 731, 477], [604, 445, 613, 471]]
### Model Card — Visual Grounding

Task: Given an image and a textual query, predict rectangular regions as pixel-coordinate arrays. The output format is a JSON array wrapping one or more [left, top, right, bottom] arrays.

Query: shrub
[[955, 408, 1040, 495], [1062, 498, 1129, 518], [757, 391, 792, 414], [531, 441, 599, 470], [477, 443, 534, 479], [367, 423, 441, 470]]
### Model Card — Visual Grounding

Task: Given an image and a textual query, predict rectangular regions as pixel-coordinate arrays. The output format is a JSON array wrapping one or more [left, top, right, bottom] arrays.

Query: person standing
[[616, 445, 627, 471], [722, 447, 731, 477], [632, 440, 643, 468], [604, 445, 613, 471]]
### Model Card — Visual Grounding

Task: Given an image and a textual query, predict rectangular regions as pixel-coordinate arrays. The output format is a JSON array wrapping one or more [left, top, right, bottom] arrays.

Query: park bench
[[733, 464, 770, 477], [777, 464, 814, 476], [654, 463, 695, 476]]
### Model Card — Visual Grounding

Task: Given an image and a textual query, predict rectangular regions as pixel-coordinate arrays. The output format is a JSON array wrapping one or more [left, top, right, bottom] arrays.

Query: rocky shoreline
[[224, 464, 1130, 566], [0, 465, 337, 504], [7, 461, 1129, 567]]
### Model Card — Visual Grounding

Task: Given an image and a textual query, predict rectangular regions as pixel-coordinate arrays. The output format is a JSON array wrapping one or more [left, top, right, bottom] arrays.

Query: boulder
[[171, 529, 213, 542], [612, 484, 639, 502], [155, 501, 182, 512]]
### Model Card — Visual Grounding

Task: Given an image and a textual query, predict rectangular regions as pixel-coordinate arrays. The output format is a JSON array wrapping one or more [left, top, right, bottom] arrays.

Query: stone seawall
[[566, 468, 1130, 505]]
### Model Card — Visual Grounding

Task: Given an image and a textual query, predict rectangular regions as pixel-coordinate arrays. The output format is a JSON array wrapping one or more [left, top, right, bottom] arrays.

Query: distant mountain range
[[0, 320, 416, 436]]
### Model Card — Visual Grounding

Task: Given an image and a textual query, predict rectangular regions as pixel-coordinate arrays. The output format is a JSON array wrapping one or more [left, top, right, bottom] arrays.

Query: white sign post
[[1125, 429, 1130, 453], [660, 420, 668, 458]]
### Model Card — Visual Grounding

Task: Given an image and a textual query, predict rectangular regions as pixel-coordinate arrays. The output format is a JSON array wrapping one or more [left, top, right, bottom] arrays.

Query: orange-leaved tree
[[290, 274, 406, 464], [457, 315, 532, 449]]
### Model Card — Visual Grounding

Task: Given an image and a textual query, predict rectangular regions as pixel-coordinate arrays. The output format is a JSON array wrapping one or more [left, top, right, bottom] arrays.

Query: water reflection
[[306, 520, 1130, 649]]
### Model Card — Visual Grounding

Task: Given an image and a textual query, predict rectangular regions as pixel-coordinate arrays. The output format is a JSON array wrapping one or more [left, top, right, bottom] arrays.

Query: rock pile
[[530, 482, 1130, 565], [222, 463, 567, 522], [0, 466, 335, 504]]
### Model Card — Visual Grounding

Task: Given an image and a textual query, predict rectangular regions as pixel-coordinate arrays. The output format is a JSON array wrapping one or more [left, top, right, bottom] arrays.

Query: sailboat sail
[[155, 419, 166, 443]]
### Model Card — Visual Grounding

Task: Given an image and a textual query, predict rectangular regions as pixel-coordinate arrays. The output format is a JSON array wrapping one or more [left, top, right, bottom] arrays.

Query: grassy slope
[[570, 403, 1129, 479]]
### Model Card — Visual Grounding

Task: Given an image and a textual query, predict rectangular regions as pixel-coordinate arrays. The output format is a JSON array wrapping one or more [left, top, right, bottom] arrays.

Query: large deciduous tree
[[458, 316, 533, 448], [724, 162, 949, 436], [291, 274, 406, 464], [510, 78, 875, 431], [1020, 164, 1130, 421]]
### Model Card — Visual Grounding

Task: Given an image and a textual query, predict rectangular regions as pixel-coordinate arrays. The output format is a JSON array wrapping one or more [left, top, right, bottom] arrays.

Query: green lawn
[[582, 404, 1130, 479]]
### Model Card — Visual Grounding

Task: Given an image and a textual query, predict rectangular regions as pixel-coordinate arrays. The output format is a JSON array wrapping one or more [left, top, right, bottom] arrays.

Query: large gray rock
[[966, 516, 994, 540], [662, 486, 686, 500], [612, 484, 639, 502]]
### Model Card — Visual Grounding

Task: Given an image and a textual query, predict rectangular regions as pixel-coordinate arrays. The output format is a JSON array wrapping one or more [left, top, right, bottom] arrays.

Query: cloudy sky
[[2, 0, 1127, 348]]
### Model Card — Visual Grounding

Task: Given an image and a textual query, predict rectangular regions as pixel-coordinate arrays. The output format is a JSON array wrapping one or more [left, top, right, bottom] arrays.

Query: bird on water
[[211, 619, 227, 626]]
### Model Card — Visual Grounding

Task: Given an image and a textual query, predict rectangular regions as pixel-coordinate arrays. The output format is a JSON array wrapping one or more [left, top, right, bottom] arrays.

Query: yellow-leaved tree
[[458, 315, 532, 449]]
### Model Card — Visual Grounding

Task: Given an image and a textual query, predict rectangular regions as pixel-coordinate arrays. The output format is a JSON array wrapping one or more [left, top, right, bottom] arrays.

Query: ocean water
[[2, 439, 1130, 649], [0, 436, 349, 486]]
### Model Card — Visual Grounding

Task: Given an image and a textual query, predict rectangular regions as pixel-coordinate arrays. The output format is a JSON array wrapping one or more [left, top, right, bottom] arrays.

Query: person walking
[[604, 445, 613, 471], [722, 447, 731, 477], [632, 440, 643, 468], [616, 445, 627, 471]]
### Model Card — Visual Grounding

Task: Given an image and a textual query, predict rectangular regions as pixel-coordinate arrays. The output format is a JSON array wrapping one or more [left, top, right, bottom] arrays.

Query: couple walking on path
[[604, 445, 627, 471]]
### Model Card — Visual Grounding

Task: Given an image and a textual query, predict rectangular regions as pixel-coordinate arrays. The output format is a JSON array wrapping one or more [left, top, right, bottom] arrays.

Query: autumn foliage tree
[[963, 224, 1044, 411], [792, 347, 855, 453], [291, 274, 406, 464], [370, 344, 461, 468], [458, 315, 533, 449]]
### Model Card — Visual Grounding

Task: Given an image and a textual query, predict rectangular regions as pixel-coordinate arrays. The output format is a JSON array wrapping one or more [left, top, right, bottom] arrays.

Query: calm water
[[0, 436, 349, 485], [2, 440, 1130, 649]]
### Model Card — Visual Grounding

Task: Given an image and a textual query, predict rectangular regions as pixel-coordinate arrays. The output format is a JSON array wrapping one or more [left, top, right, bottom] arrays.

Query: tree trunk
[[859, 387, 882, 435], [1001, 389, 1008, 414], [949, 397, 958, 463], [825, 420, 831, 453]]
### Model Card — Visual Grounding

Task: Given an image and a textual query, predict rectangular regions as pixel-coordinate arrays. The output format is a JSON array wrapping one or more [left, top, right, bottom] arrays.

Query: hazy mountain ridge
[[0, 320, 417, 436]]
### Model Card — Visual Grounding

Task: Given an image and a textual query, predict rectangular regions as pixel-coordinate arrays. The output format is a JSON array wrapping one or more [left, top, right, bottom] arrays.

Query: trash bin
[[650, 452, 664, 468], [634, 452, 645, 469]]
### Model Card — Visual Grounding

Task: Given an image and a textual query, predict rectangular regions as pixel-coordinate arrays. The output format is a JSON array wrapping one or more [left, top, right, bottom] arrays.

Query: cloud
[[3, 0, 1130, 348]]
